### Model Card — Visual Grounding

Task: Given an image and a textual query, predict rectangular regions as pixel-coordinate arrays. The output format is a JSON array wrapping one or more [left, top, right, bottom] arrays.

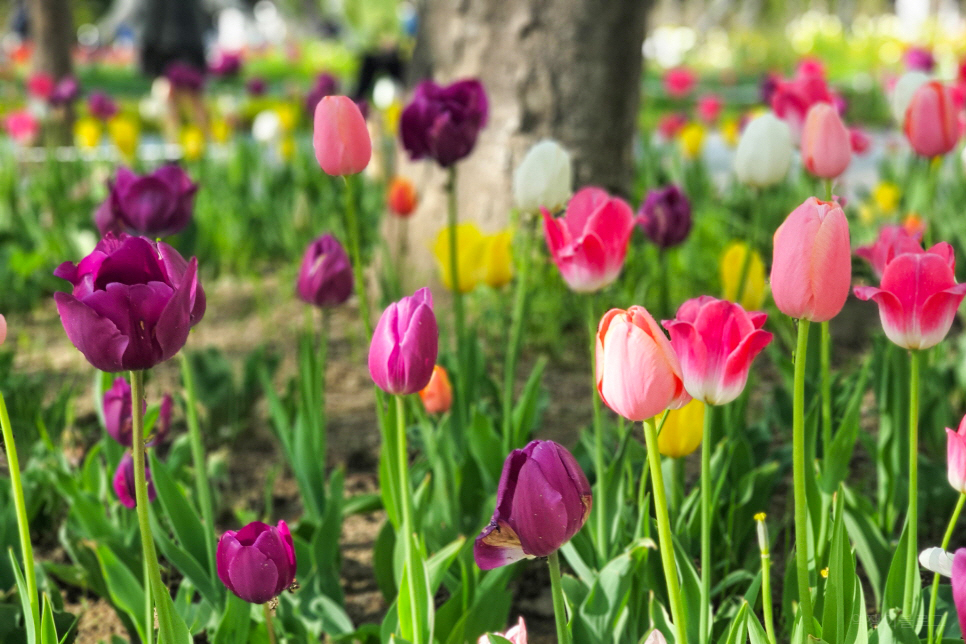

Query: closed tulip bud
[[474, 440, 591, 570], [95, 165, 198, 238], [801, 103, 852, 179], [217, 520, 297, 604], [854, 243, 966, 350], [542, 187, 635, 293], [664, 296, 773, 406], [103, 377, 143, 447], [720, 242, 767, 311], [733, 113, 792, 187], [947, 415, 966, 493], [891, 71, 930, 125], [150, 394, 173, 447], [770, 197, 851, 322], [369, 288, 439, 395], [904, 81, 960, 158], [855, 224, 923, 280], [433, 223, 487, 293], [596, 306, 691, 422], [477, 617, 527, 644], [387, 176, 418, 217], [644, 631, 668, 644], [0, 314, 6, 345], [296, 234, 353, 308], [419, 365, 452, 414], [88, 91, 118, 121], [513, 139, 573, 214], [113, 453, 156, 509], [313, 96, 372, 176], [657, 398, 705, 458], [637, 184, 692, 249], [400, 79, 488, 167]]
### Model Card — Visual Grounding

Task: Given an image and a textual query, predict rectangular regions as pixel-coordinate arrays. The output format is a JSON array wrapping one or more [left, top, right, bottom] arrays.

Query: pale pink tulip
[[904, 81, 959, 158], [947, 415, 966, 493], [801, 103, 852, 179], [477, 617, 527, 644], [312, 95, 372, 176], [855, 225, 923, 280]]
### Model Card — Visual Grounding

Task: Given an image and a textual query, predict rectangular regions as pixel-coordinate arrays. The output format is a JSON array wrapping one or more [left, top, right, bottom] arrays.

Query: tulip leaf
[[510, 356, 547, 447], [426, 536, 465, 595], [718, 601, 748, 644], [819, 358, 872, 495], [842, 487, 890, 610], [487, 636, 512, 644], [396, 534, 434, 644], [93, 544, 146, 643], [883, 520, 922, 627], [148, 452, 212, 582], [212, 592, 250, 644], [148, 509, 222, 610], [40, 593, 57, 644], [821, 490, 867, 644], [9, 548, 37, 644], [744, 604, 770, 644]]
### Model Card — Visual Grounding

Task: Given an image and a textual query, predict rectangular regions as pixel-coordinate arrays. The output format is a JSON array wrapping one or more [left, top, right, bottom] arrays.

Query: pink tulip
[[947, 415, 966, 493], [312, 95, 372, 176], [849, 127, 871, 155], [4, 110, 39, 144], [542, 187, 635, 293], [697, 94, 723, 124], [657, 113, 687, 140], [26, 73, 54, 100], [904, 81, 960, 158], [0, 314, 6, 345], [663, 67, 696, 98], [855, 225, 924, 280], [596, 306, 691, 422], [955, 550, 966, 637], [771, 73, 834, 142], [854, 243, 966, 350], [663, 296, 773, 405], [770, 197, 851, 322], [801, 103, 852, 179], [477, 617, 527, 644]]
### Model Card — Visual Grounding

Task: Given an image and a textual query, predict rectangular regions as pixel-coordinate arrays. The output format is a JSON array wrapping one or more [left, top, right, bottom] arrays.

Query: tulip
[[854, 243, 966, 350], [246, 77, 267, 96], [663, 296, 773, 406], [4, 110, 40, 145], [252, 110, 282, 143], [872, 181, 901, 213], [305, 73, 339, 117], [312, 95, 372, 176], [663, 67, 696, 98], [644, 631, 668, 644], [0, 314, 6, 345], [474, 440, 592, 569], [104, 377, 141, 447], [849, 127, 871, 155], [918, 548, 966, 638], [108, 116, 139, 159], [27, 73, 54, 100], [513, 139, 573, 214], [209, 51, 242, 77], [720, 242, 767, 311], [419, 365, 452, 414], [947, 415, 966, 493], [637, 185, 692, 249], [433, 224, 513, 292], [217, 520, 297, 604], [696, 94, 723, 124], [50, 75, 80, 106], [657, 113, 687, 140], [770, 72, 835, 142], [890, 71, 930, 125], [801, 103, 852, 179], [770, 197, 851, 322], [88, 91, 118, 121], [95, 165, 198, 238], [400, 78, 488, 167], [54, 233, 206, 372], [678, 122, 705, 160], [542, 187, 635, 293], [905, 47, 937, 73], [74, 117, 102, 149], [733, 113, 792, 187], [855, 225, 923, 280], [180, 126, 206, 161], [296, 234, 353, 308], [904, 81, 960, 158], [480, 230, 513, 289], [658, 398, 705, 458], [720, 117, 740, 147], [596, 306, 691, 422], [478, 617, 527, 644], [113, 452, 157, 509], [387, 176, 418, 217], [150, 394, 173, 447], [368, 287, 438, 395], [164, 62, 205, 91]]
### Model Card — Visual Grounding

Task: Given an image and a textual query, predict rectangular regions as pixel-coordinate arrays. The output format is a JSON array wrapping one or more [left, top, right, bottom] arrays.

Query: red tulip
[[387, 176, 418, 217], [904, 82, 960, 158], [312, 96, 372, 176], [801, 103, 851, 179]]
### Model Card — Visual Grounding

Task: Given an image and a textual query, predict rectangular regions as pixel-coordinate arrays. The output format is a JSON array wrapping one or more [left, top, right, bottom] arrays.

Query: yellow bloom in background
[[658, 399, 705, 458], [276, 104, 298, 133], [278, 136, 296, 161], [432, 223, 514, 292], [180, 125, 206, 161], [720, 118, 740, 148], [872, 181, 900, 214], [108, 116, 139, 160], [211, 118, 232, 144], [721, 241, 767, 311], [383, 100, 402, 136], [74, 117, 102, 149], [858, 203, 875, 225], [678, 122, 705, 160], [480, 230, 513, 289]]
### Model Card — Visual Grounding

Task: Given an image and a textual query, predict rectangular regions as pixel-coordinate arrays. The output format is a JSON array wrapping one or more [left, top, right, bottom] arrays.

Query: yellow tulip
[[872, 181, 900, 214], [432, 223, 487, 293], [383, 100, 402, 136], [74, 117, 102, 149], [108, 116, 139, 160], [480, 230, 513, 289], [720, 118, 740, 148], [658, 399, 705, 458], [678, 122, 705, 160], [721, 241, 767, 311], [278, 136, 296, 161], [276, 104, 298, 133], [211, 118, 232, 144], [180, 125, 206, 161]]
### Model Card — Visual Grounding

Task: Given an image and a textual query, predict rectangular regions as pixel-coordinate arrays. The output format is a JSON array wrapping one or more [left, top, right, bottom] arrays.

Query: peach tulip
[[904, 81, 959, 158], [312, 96, 372, 176], [801, 103, 852, 179], [419, 365, 453, 414]]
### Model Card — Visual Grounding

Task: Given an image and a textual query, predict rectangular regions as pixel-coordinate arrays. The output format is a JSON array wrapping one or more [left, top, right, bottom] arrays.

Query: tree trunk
[[27, 0, 73, 79]]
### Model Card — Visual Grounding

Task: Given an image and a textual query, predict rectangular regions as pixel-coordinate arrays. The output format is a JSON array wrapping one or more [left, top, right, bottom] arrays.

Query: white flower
[[513, 139, 573, 214], [733, 113, 792, 187], [643, 629, 668, 644], [252, 110, 281, 143], [891, 71, 930, 125], [920, 547, 955, 578]]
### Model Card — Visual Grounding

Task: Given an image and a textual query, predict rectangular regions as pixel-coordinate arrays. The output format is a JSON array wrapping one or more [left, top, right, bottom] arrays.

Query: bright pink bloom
[[770, 197, 851, 322], [663, 296, 773, 406], [657, 113, 687, 140], [854, 243, 966, 350], [905, 47, 936, 73], [855, 225, 923, 280], [542, 187, 634, 293], [697, 94, 723, 124], [663, 67, 696, 98], [801, 103, 851, 179], [312, 95, 372, 176], [770, 74, 834, 142], [849, 127, 871, 154], [904, 81, 960, 158], [797, 58, 826, 78], [26, 73, 54, 100], [596, 306, 691, 422], [4, 110, 39, 144], [478, 617, 527, 644], [947, 415, 966, 493], [954, 550, 966, 637], [0, 314, 6, 345]]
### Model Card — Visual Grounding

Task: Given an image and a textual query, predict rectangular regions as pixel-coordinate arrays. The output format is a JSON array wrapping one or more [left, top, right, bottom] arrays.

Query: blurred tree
[[27, 0, 73, 79]]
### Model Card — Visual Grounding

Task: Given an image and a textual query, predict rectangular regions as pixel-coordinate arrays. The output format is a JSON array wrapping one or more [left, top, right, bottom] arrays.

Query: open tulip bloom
[[400, 78, 488, 167], [95, 165, 199, 238]]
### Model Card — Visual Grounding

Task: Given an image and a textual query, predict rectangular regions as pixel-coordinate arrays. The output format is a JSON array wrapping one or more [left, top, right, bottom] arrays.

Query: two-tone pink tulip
[[947, 414, 966, 493]]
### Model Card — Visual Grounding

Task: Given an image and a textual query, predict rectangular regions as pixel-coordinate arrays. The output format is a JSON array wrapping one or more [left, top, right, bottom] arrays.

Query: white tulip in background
[[890, 70, 930, 125], [513, 139, 573, 213], [733, 113, 793, 187], [252, 110, 282, 143], [920, 547, 955, 577]]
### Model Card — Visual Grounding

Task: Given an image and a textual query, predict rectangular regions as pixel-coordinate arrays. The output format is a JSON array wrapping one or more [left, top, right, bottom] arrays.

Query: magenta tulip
[[164, 62, 205, 91], [368, 287, 438, 395], [947, 414, 966, 493], [88, 91, 118, 121], [113, 453, 156, 509], [955, 549, 966, 636], [217, 520, 297, 604], [904, 81, 959, 158], [95, 165, 198, 238], [296, 234, 353, 307], [400, 79, 488, 167], [855, 225, 924, 280], [304, 73, 338, 116], [312, 95, 372, 176]]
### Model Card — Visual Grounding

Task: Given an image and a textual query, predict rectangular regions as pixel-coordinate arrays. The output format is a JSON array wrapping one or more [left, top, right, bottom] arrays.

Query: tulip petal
[[506, 456, 568, 557], [228, 547, 279, 604], [93, 236, 168, 290], [854, 286, 911, 348], [54, 292, 129, 372], [474, 522, 528, 570], [217, 533, 242, 593], [917, 284, 966, 349], [252, 528, 294, 594], [953, 549, 966, 638], [155, 258, 198, 363], [720, 329, 774, 404]]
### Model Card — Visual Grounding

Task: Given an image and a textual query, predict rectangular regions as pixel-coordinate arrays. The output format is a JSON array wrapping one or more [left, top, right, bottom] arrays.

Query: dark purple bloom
[[400, 79, 488, 167], [54, 233, 205, 372], [474, 440, 592, 570], [217, 521, 297, 604], [296, 234, 353, 308], [637, 185, 692, 249], [905, 47, 936, 73], [104, 377, 138, 446], [165, 62, 205, 92], [95, 165, 198, 237], [246, 77, 267, 96], [209, 51, 243, 77], [368, 287, 438, 395], [88, 91, 118, 121], [49, 75, 80, 106], [113, 452, 157, 509], [305, 73, 339, 117]]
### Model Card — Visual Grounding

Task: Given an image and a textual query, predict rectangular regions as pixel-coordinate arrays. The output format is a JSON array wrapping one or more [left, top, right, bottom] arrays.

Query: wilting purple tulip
[[246, 77, 267, 97], [400, 78, 488, 167], [88, 91, 118, 121], [54, 233, 205, 372], [474, 440, 592, 570], [165, 62, 205, 91], [296, 234, 353, 308], [637, 185, 692, 249], [49, 75, 80, 106], [305, 73, 339, 117], [368, 287, 438, 395], [217, 520, 297, 604], [113, 452, 157, 509], [95, 165, 198, 237]]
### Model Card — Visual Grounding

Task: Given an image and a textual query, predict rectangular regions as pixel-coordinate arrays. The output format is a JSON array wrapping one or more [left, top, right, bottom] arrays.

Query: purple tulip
[[88, 91, 118, 121], [49, 75, 80, 106], [113, 452, 157, 509], [305, 73, 339, 117], [637, 185, 692, 249], [246, 77, 267, 97], [905, 47, 937, 73], [209, 51, 242, 77], [368, 287, 438, 395], [54, 233, 205, 372], [104, 377, 138, 446], [296, 234, 353, 308], [474, 440, 592, 570], [151, 394, 173, 446], [95, 165, 198, 237], [165, 62, 205, 92], [400, 78, 488, 167], [217, 520, 297, 604]]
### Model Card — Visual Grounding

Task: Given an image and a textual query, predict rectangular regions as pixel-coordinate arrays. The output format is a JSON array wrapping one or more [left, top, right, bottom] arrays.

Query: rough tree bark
[[27, 0, 73, 79]]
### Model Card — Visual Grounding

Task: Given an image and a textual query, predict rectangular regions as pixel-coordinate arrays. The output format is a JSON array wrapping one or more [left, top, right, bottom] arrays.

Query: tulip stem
[[547, 550, 572, 644], [792, 320, 815, 640], [586, 297, 607, 562], [700, 404, 713, 643], [343, 174, 373, 339], [643, 416, 688, 644], [395, 394, 423, 642], [757, 515, 777, 644], [824, 179, 833, 202], [144, 556, 152, 644], [502, 213, 535, 453], [820, 321, 832, 455], [903, 350, 921, 619], [927, 492, 966, 644], [264, 603, 278, 644], [0, 393, 39, 634]]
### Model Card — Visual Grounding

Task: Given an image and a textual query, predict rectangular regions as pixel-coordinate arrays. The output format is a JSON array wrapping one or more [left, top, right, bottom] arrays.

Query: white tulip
[[513, 139, 573, 213], [919, 547, 955, 578], [252, 110, 281, 143], [733, 113, 793, 187], [891, 71, 930, 125]]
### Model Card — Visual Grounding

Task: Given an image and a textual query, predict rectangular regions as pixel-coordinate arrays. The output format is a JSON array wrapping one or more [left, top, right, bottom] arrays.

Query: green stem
[[700, 404, 713, 643], [501, 215, 535, 454], [670, 457, 684, 514], [264, 603, 278, 644], [548, 550, 572, 644], [586, 297, 606, 562], [144, 556, 153, 644], [825, 178, 833, 202], [180, 355, 217, 587], [0, 394, 39, 632], [903, 350, 921, 617], [395, 395, 422, 641], [343, 174, 373, 338], [643, 416, 688, 644], [446, 167, 467, 435], [758, 520, 777, 644], [821, 321, 832, 454], [792, 320, 815, 640], [927, 492, 966, 644]]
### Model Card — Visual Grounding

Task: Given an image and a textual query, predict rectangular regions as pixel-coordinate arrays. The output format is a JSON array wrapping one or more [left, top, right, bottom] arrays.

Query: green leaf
[[717, 601, 747, 644], [212, 592, 250, 644], [818, 359, 871, 494], [883, 520, 921, 627], [40, 594, 57, 644], [154, 579, 194, 644], [396, 534, 433, 644], [426, 537, 465, 595], [149, 509, 222, 609], [93, 544, 146, 644], [744, 604, 770, 644], [511, 356, 547, 446], [148, 452, 211, 575], [9, 548, 37, 644], [487, 636, 513, 644]]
